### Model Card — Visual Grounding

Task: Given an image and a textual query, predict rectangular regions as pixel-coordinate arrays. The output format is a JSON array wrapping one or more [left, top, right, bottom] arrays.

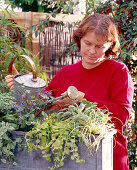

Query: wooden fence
[[0, 11, 84, 77], [39, 21, 83, 77]]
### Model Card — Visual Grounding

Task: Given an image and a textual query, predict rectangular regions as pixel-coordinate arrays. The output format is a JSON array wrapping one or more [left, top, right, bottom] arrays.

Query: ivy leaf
[[1, 159, 6, 163]]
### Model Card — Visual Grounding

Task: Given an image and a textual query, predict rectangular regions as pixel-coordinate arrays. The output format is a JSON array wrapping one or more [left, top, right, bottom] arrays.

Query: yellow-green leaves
[[25, 99, 116, 169]]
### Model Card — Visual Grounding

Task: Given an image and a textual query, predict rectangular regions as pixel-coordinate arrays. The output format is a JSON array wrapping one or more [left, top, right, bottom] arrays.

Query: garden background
[[0, 0, 136, 169]]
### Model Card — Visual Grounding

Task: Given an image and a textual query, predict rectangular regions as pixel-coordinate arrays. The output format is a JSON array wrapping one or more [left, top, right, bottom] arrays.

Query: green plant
[[124, 110, 137, 170], [0, 80, 10, 93], [0, 121, 22, 166], [6, 0, 79, 14], [96, 0, 137, 59], [0, 90, 18, 124], [0, 86, 54, 165], [95, 1, 137, 169], [25, 99, 116, 170], [0, 10, 50, 86], [0, 92, 16, 114], [0, 91, 22, 165], [0, 7, 32, 80]]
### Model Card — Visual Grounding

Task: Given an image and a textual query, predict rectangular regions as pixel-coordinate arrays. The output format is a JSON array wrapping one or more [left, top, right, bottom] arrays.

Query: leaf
[[3, 133, 10, 141], [41, 111, 48, 118], [51, 13, 56, 18], [1, 159, 6, 164], [2, 147, 9, 154], [135, 75, 137, 81], [31, 25, 37, 32], [13, 162, 17, 166], [78, 102, 85, 112], [134, 38, 137, 45], [35, 30, 39, 37]]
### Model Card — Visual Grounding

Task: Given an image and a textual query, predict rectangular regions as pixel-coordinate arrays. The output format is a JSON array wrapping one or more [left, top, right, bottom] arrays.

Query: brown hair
[[72, 13, 120, 58]]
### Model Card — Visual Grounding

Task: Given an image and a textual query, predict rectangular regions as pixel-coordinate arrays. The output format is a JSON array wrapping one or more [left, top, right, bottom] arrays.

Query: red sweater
[[46, 59, 134, 170]]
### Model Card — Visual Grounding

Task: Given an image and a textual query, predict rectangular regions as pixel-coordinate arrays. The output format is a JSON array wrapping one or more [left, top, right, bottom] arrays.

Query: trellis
[[39, 21, 81, 78]]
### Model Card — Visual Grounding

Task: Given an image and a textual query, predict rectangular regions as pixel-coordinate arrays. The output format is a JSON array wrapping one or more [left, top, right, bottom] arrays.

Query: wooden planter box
[[0, 131, 113, 170]]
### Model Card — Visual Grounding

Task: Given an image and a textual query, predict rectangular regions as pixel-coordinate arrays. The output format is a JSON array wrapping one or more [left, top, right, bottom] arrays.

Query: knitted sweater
[[46, 59, 134, 170]]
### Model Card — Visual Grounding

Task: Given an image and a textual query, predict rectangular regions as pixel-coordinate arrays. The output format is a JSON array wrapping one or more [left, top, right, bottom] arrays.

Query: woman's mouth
[[88, 56, 97, 59]]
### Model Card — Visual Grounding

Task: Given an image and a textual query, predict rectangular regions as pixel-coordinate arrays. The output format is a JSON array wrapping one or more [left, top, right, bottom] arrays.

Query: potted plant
[[25, 99, 116, 170], [0, 87, 116, 170]]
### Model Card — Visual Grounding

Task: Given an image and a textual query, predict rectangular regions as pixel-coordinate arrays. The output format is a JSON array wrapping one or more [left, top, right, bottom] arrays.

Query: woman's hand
[[5, 66, 19, 90], [53, 91, 85, 107]]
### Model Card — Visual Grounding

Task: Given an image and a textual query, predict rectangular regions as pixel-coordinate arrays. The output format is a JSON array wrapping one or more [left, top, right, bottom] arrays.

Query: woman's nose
[[89, 45, 96, 54]]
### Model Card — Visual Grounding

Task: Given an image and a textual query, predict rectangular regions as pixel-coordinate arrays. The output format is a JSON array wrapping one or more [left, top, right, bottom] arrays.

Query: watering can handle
[[8, 55, 37, 82]]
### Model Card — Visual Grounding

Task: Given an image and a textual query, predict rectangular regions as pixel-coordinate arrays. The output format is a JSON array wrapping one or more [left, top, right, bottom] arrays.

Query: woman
[[5, 13, 134, 170]]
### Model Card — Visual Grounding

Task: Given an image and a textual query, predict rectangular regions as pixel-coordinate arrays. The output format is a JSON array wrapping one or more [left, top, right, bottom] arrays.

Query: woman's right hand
[[5, 66, 19, 90]]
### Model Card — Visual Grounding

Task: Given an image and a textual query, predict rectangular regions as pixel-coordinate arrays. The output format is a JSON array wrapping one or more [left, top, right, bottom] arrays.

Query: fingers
[[7, 82, 14, 90], [76, 91, 85, 102], [61, 91, 67, 96], [5, 75, 14, 90], [12, 65, 19, 75], [53, 91, 85, 107], [5, 66, 19, 90], [53, 97, 74, 107]]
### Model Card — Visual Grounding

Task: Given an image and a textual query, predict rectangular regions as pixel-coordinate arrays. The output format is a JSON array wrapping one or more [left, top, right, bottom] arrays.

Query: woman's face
[[80, 32, 112, 69]]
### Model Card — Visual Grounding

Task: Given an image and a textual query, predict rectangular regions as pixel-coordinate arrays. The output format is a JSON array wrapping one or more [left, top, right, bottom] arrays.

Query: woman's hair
[[72, 13, 120, 58]]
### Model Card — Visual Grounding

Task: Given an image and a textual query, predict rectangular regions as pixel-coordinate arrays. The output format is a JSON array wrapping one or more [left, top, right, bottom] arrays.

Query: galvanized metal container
[[8, 55, 46, 104], [0, 131, 113, 170], [14, 74, 46, 104]]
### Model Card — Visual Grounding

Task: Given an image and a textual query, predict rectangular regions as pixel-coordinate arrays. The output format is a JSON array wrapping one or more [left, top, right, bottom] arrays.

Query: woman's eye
[[85, 41, 91, 46], [96, 45, 104, 49], [86, 43, 90, 46], [96, 45, 102, 48]]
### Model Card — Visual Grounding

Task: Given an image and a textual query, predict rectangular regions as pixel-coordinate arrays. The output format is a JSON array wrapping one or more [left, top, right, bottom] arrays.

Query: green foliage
[[14, 94, 42, 130], [6, 0, 52, 12], [95, 0, 137, 70], [0, 6, 50, 84], [6, 0, 79, 14], [95, 1, 137, 169], [0, 92, 21, 166], [127, 123, 137, 170], [124, 110, 137, 170], [0, 8, 32, 80], [114, 1, 137, 60], [0, 92, 16, 114], [0, 83, 53, 165], [0, 80, 10, 93], [86, 0, 103, 15], [0, 121, 22, 165], [25, 99, 116, 170]]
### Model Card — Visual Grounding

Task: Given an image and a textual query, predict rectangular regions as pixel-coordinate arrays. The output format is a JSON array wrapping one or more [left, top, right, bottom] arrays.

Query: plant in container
[[25, 99, 116, 170]]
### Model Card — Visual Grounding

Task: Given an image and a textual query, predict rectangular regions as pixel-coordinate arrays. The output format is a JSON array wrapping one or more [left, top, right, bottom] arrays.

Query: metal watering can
[[8, 55, 79, 109], [8, 55, 46, 104]]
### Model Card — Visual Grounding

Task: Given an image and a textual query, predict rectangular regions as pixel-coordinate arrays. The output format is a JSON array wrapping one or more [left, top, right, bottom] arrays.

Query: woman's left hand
[[53, 91, 85, 107]]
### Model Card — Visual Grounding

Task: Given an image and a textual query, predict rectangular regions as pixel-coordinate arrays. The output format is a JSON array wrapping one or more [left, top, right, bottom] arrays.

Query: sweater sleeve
[[84, 65, 134, 128]]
